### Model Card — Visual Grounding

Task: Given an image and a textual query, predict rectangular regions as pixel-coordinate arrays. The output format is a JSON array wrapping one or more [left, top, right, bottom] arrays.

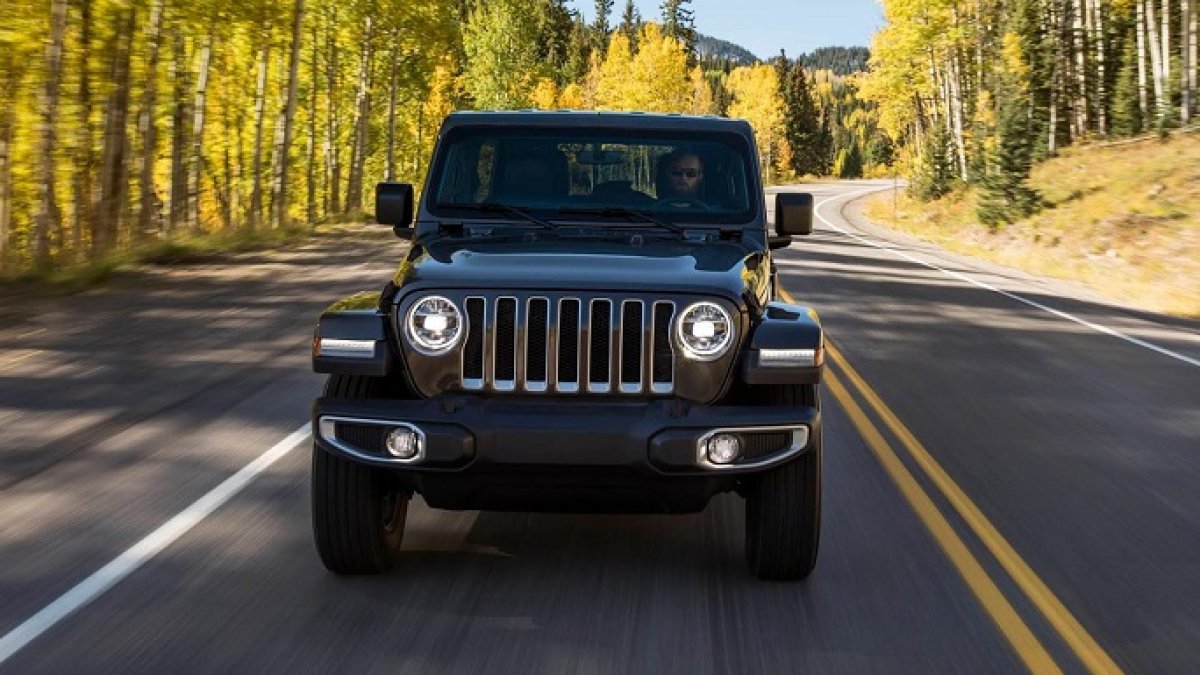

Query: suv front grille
[[460, 295, 676, 395]]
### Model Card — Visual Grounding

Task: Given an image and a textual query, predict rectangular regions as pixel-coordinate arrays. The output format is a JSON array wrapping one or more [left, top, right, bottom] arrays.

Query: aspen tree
[[34, 0, 68, 266], [270, 0, 305, 228]]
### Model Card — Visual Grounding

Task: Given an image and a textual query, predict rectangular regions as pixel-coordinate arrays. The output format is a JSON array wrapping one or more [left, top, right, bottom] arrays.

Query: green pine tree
[[977, 88, 1041, 227], [660, 0, 696, 61], [911, 123, 955, 201], [1111, 32, 1143, 137], [779, 59, 825, 176]]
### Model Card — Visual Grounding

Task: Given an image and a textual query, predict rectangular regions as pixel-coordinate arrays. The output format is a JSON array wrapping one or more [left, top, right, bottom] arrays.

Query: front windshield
[[429, 126, 756, 224]]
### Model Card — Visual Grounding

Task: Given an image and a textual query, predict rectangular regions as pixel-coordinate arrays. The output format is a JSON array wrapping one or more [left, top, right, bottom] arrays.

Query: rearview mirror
[[775, 192, 813, 236], [376, 182, 413, 228]]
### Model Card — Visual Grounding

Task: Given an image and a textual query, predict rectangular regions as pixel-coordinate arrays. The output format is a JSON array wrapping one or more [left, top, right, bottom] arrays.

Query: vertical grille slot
[[526, 298, 549, 390], [454, 294, 674, 396], [652, 302, 675, 393], [494, 297, 517, 389], [557, 299, 581, 392], [462, 297, 485, 388], [620, 300, 644, 393], [588, 299, 612, 391]]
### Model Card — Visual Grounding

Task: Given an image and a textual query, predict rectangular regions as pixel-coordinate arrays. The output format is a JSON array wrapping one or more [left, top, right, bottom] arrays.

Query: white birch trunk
[[385, 33, 398, 182], [1091, 0, 1107, 134], [1138, 0, 1149, 118], [137, 0, 166, 237], [948, 51, 968, 181], [306, 22, 319, 226], [186, 34, 212, 231], [324, 8, 341, 215], [1163, 0, 1172, 95], [345, 15, 375, 213], [1185, 0, 1195, 120], [249, 41, 271, 229], [270, 0, 305, 229], [1184, 0, 1195, 122], [168, 27, 188, 234]]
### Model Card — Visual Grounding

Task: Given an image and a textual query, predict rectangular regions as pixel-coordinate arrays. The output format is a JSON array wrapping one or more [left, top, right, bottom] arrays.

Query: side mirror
[[376, 182, 413, 228], [775, 192, 813, 236]]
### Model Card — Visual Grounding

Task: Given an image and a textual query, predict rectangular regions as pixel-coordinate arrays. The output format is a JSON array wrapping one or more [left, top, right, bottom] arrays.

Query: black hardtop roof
[[441, 110, 755, 138]]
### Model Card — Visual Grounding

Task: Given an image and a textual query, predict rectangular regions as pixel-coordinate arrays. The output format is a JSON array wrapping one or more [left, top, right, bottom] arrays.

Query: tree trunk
[[249, 40, 271, 230], [306, 21, 319, 227], [73, 0, 95, 261], [137, 0, 166, 239], [94, 4, 136, 257], [168, 27, 189, 235], [270, 0, 306, 229], [1072, 0, 1087, 138], [1048, 0, 1061, 154], [1184, 0, 1195, 122], [1138, 0, 1149, 118], [1162, 0, 1172, 101], [187, 34, 213, 231], [0, 103, 13, 270], [948, 50, 968, 180], [1146, 0, 1165, 113], [1185, 0, 1195, 120], [324, 8, 341, 215], [217, 103, 234, 229], [35, 0, 69, 267], [385, 32, 399, 182], [345, 15, 375, 213], [1091, 0, 1107, 135]]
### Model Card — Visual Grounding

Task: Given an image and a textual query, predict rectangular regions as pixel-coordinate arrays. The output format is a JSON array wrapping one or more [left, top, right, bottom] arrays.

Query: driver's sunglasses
[[670, 168, 702, 178]]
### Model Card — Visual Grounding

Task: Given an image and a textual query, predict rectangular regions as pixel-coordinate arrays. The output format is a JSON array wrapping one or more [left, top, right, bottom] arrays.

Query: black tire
[[311, 374, 408, 574], [744, 384, 821, 581]]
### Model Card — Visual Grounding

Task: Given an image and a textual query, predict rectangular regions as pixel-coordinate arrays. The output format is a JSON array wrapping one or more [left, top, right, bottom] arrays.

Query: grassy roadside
[[0, 219, 369, 298], [862, 131, 1200, 319]]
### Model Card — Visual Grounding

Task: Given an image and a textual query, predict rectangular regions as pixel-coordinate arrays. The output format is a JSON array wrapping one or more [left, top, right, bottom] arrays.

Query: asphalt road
[[1, 182, 1198, 673]]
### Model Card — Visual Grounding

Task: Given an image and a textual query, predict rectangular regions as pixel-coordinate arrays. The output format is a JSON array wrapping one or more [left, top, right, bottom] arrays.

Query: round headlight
[[675, 301, 735, 361], [405, 295, 463, 354]]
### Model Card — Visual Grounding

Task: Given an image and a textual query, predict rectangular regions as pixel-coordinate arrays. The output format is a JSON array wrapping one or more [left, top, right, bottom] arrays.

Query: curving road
[[1, 182, 1198, 673]]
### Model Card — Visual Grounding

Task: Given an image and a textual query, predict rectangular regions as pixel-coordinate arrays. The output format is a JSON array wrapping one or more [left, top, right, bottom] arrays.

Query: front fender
[[312, 292, 395, 377], [740, 302, 824, 385]]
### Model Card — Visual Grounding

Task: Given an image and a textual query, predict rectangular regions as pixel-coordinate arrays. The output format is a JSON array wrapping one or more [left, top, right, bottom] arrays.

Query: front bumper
[[313, 394, 819, 513]]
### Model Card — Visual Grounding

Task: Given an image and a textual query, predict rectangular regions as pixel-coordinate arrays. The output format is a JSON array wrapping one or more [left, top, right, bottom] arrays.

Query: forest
[[860, 0, 1198, 224], [7, 1, 1187, 277], [0, 0, 883, 277]]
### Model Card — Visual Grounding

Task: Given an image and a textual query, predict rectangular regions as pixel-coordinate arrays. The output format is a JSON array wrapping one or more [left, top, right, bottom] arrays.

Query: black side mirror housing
[[376, 182, 414, 229], [775, 192, 813, 236]]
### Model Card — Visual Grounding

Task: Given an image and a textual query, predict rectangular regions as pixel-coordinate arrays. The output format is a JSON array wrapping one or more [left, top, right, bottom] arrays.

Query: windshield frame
[[423, 125, 762, 228]]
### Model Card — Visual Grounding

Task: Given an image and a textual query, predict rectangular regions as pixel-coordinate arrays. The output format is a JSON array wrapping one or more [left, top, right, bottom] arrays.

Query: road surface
[[1, 182, 1198, 673]]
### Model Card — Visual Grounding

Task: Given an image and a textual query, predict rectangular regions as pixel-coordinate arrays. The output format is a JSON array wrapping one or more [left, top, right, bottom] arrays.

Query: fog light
[[385, 427, 420, 459], [706, 433, 741, 465]]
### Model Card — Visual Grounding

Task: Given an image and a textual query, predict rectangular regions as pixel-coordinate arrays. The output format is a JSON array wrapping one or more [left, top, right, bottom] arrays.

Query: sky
[[567, 0, 885, 61]]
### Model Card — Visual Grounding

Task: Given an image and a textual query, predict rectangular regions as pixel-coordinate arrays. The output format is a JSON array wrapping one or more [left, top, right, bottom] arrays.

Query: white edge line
[[0, 424, 313, 665], [806, 185, 1200, 370]]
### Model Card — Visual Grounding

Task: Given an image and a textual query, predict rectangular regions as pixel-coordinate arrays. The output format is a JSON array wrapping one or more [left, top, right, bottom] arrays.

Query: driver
[[657, 151, 705, 202]]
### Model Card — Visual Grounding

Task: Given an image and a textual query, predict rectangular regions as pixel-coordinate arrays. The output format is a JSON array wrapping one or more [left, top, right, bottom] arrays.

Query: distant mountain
[[797, 46, 870, 76], [695, 32, 759, 66]]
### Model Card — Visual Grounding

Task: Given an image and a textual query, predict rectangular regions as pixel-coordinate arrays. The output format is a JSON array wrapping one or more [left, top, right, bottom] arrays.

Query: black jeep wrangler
[[311, 111, 824, 580]]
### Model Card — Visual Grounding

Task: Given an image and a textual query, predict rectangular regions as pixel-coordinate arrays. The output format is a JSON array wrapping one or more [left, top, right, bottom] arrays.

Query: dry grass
[[862, 130, 1200, 318]]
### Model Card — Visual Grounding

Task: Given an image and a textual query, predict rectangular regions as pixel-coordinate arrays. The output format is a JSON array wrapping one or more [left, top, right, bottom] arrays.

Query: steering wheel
[[653, 197, 712, 210]]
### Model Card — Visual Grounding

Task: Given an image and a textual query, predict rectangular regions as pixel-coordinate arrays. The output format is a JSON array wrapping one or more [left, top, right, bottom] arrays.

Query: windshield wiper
[[555, 207, 685, 234], [439, 202, 557, 230]]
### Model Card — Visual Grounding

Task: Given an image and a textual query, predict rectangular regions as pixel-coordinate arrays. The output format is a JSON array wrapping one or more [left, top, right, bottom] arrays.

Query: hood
[[393, 237, 770, 306]]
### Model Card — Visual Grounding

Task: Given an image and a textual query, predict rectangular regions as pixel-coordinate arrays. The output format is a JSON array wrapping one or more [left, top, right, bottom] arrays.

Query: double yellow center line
[[782, 290, 1122, 674]]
